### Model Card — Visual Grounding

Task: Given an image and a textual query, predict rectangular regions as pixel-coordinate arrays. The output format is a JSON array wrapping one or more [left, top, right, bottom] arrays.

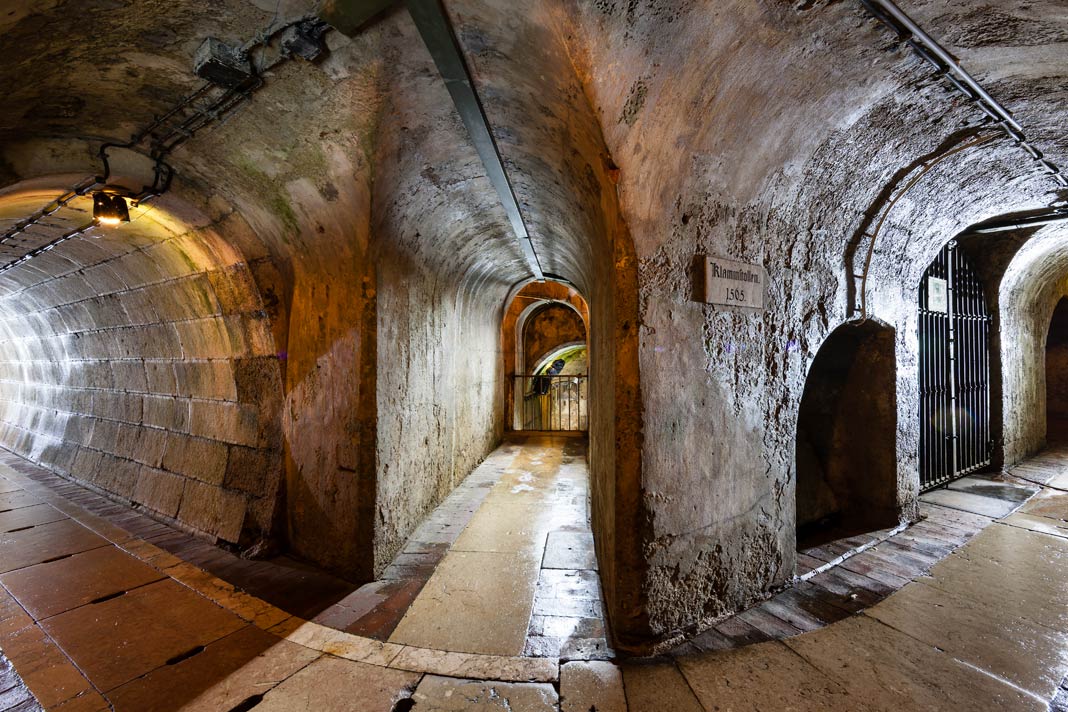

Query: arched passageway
[[501, 281, 590, 432], [795, 322, 898, 549], [251, 280, 606, 661], [999, 225, 1068, 465], [1046, 297, 1068, 443], [1, 0, 1067, 698], [0, 179, 285, 550]]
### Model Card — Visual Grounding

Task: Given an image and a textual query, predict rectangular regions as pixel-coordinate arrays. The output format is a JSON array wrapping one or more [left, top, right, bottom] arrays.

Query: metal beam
[[860, 0, 1021, 133], [319, 0, 397, 36], [968, 210, 1068, 234], [404, 0, 544, 280]]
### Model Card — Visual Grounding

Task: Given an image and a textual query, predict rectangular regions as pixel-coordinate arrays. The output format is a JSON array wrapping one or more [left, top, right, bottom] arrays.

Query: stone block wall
[[0, 211, 284, 548]]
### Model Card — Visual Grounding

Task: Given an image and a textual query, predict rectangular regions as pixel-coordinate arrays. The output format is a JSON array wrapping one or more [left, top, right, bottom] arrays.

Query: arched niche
[[1046, 297, 1068, 443], [795, 321, 899, 549]]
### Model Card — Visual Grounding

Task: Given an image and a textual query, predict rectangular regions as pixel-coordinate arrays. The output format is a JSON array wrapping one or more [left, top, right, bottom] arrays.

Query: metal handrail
[[513, 374, 587, 432]]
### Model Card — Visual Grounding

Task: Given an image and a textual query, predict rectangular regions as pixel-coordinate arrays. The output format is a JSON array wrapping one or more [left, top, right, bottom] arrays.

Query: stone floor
[[659, 468, 1044, 654], [0, 440, 1066, 709], [311, 434, 610, 660], [0, 451, 357, 623]]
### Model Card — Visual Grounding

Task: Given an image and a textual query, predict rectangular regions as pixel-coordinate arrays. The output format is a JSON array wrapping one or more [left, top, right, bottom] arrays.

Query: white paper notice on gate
[[928, 276, 948, 313], [701, 256, 766, 310]]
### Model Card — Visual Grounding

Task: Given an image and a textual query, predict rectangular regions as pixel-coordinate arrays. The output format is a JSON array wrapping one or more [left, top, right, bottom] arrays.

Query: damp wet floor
[[0, 442, 1067, 710], [313, 433, 610, 660]]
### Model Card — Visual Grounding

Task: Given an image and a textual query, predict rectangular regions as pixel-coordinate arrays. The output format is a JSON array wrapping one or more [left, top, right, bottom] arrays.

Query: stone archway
[[795, 321, 899, 549], [1046, 298, 1068, 443]]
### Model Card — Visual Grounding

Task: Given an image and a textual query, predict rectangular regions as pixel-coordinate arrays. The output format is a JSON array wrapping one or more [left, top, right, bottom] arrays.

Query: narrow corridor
[[314, 434, 609, 659]]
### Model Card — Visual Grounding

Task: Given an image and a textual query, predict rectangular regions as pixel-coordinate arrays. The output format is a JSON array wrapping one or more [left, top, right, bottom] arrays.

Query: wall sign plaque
[[699, 256, 766, 310]]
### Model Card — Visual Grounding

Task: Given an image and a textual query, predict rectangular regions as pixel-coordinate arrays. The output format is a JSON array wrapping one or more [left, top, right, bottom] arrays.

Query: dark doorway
[[1046, 297, 1068, 443], [918, 240, 992, 491], [795, 322, 899, 549]]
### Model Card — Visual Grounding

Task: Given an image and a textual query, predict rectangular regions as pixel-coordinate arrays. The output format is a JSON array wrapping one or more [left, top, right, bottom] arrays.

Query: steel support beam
[[319, 0, 396, 36], [404, 0, 544, 280], [968, 210, 1068, 234], [861, 0, 1021, 133]]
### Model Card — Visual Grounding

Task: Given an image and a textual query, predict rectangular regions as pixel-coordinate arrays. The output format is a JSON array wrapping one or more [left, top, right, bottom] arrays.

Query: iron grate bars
[[918, 241, 992, 491], [514, 375, 588, 432]]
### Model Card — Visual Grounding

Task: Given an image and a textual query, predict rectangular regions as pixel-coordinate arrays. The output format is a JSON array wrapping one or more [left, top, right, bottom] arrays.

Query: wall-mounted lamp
[[92, 192, 130, 226]]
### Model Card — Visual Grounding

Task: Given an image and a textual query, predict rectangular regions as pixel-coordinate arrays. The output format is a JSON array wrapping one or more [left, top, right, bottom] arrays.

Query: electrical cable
[[0, 222, 98, 277], [0, 14, 325, 274]]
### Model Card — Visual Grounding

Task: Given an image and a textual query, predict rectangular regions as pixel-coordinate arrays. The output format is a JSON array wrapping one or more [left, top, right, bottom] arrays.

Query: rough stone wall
[[461, 2, 646, 649], [372, 266, 504, 572], [0, 7, 521, 582], [0, 184, 283, 547], [416, 0, 644, 648], [176, 29, 388, 579], [367, 16, 517, 571], [0, 0, 1065, 650]]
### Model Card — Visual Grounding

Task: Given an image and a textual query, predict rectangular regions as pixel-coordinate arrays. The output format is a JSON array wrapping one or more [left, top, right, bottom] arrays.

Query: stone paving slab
[[0, 503, 67, 533], [0, 545, 164, 620], [922, 487, 1022, 518], [0, 519, 107, 574], [621, 660, 704, 712], [0, 649, 39, 712], [542, 531, 596, 569], [866, 579, 1068, 699], [1, 441, 1067, 710], [1, 623, 92, 709], [784, 615, 1041, 711], [106, 625, 320, 712], [41, 578, 247, 691], [409, 675, 558, 711], [560, 661, 626, 712], [1003, 511, 1068, 539], [253, 655, 419, 712]]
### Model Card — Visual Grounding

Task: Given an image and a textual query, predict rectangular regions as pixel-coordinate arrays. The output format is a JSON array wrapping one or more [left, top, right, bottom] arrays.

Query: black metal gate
[[918, 240, 991, 491], [514, 375, 588, 431]]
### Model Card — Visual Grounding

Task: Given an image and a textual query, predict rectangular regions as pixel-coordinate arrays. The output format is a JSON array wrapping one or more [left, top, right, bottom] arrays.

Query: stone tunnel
[[0, 0, 1067, 710]]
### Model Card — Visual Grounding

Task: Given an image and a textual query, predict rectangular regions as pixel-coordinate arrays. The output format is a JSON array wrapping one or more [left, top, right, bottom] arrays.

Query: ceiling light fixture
[[92, 192, 131, 227], [0, 14, 326, 271]]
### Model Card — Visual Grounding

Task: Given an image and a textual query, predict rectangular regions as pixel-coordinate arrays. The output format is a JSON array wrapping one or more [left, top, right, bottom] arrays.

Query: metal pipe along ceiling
[[861, 0, 1068, 191], [861, 0, 1022, 133], [404, 0, 545, 281]]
